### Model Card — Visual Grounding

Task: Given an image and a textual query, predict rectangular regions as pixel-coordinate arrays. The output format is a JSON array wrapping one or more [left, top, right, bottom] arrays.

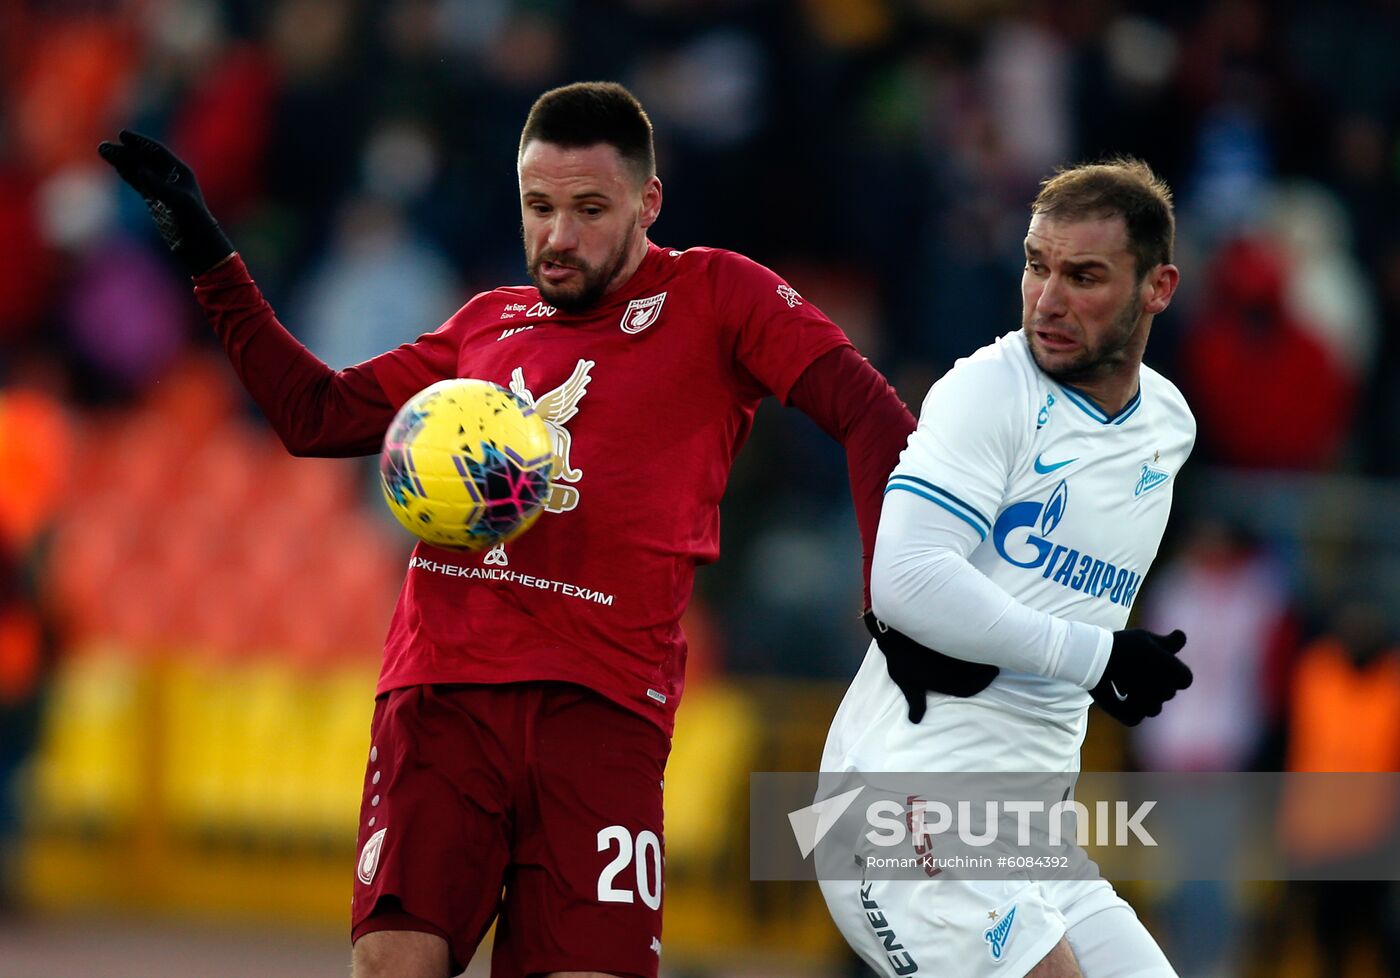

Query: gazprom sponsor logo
[[1041, 481, 1068, 536], [992, 480, 1141, 608]]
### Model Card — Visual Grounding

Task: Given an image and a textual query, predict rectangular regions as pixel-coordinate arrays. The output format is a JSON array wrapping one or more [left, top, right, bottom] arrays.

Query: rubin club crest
[[620, 292, 667, 334]]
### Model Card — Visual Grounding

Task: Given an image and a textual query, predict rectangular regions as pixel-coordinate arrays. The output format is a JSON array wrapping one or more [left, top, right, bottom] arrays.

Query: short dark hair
[[519, 81, 656, 184], [1031, 157, 1175, 278]]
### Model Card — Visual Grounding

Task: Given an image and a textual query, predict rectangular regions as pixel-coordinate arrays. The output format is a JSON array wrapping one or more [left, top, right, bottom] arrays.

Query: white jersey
[[826, 329, 1195, 773]]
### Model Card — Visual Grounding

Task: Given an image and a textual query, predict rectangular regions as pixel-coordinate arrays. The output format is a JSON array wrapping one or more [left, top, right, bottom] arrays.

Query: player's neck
[[603, 234, 654, 297], [1062, 365, 1141, 418], [1059, 319, 1151, 417]]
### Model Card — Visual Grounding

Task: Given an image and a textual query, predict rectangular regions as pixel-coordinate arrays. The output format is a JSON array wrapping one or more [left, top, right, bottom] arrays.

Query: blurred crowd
[[1, 0, 1400, 971]]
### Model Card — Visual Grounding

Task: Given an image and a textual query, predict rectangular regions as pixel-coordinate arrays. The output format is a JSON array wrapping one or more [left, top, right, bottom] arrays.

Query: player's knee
[[351, 929, 451, 978]]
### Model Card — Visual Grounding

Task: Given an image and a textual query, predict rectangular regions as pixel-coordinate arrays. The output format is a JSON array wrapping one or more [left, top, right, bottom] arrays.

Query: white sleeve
[[871, 350, 1113, 688], [871, 489, 1112, 687]]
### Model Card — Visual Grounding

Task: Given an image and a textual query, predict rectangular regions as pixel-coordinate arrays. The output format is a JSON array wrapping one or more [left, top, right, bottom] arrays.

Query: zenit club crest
[[620, 292, 667, 334], [1134, 462, 1170, 497], [984, 904, 1016, 960]]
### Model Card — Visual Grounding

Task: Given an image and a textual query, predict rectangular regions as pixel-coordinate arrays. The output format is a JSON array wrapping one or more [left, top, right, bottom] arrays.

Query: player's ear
[[1142, 263, 1179, 316], [639, 176, 662, 230]]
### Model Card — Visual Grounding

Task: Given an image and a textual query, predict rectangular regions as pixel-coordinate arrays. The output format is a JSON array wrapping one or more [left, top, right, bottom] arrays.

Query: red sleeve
[[364, 312, 466, 409], [787, 346, 918, 606], [191, 254, 456, 457], [710, 251, 852, 403]]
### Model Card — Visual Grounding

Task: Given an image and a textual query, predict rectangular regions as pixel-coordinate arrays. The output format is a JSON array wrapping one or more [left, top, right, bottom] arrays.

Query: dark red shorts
[[350, 682, 670, 977]]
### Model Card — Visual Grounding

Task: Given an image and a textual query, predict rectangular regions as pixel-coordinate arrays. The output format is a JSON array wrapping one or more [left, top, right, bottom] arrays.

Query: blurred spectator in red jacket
[[1182, 237, 1355, 469]]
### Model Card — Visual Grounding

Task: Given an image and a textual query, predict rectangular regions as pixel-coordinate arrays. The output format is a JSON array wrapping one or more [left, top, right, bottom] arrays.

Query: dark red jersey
[[356, 243, 848, 731], [194, 241, 915, 736]]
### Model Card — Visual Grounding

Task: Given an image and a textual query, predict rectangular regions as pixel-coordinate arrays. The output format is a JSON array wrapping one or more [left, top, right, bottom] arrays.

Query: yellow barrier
[[20, 651, 850, 965]]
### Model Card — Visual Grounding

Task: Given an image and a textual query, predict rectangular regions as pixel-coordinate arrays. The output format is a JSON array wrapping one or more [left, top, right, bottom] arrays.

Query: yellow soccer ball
[[379, 379, 554, 550]]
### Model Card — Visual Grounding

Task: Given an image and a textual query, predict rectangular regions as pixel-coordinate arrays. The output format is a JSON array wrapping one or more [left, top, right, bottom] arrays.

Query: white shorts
[[819, 873, 1176, 978], [822, 645, 1089, 775], [819, 646, 1177, 976]]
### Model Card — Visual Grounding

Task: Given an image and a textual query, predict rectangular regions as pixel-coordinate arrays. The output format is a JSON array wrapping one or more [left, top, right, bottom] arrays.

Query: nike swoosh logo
[[1034, 453, 1078, 474], [1110, 681, 1129, 702]]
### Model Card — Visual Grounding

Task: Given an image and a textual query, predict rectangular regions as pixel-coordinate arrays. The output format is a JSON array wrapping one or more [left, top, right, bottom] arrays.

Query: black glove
[[863, 610, 999, 723], [1089, 628, 1192, 726], [97, 130, 234, 277]]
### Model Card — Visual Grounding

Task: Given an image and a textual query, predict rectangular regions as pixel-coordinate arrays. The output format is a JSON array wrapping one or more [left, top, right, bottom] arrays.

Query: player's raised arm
[[97, 130, 418, 458], [97, 130, 235, 277]]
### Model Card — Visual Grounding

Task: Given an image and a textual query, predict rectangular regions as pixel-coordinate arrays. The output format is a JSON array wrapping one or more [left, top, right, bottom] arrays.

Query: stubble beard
[[1026, 291, 1143, 386], [525, 220, 637, 314]]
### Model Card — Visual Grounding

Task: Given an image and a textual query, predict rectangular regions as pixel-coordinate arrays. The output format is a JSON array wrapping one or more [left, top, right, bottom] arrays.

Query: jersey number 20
[[596, 825, 662, 909]]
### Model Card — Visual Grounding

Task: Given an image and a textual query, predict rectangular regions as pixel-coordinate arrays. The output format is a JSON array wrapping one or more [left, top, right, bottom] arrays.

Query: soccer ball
[[379, 379, 554, 551]]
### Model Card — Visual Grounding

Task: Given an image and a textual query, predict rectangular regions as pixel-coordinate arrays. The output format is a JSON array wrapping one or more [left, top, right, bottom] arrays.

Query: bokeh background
[[2, 0, 1399, 975]]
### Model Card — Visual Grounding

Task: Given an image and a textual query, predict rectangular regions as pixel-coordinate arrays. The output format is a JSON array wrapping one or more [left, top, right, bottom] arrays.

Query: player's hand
[[863, 610, 999, 723], [97, 130, 234, 276], [1089, 628, 1192, 726]]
